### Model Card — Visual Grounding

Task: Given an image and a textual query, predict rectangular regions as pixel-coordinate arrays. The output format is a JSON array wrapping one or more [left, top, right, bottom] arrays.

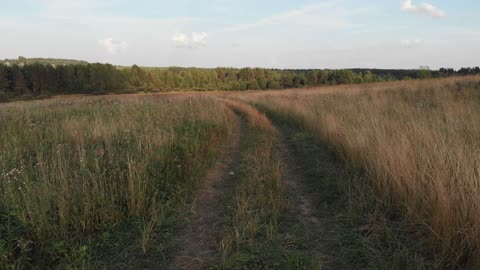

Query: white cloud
[[401, 39, 421, 47], [98, 38, 128, 54], [173, 32, 208, 48], [172, 33, 188, 46], [401, 0, 447, 18], [192, 32, 208, 46]]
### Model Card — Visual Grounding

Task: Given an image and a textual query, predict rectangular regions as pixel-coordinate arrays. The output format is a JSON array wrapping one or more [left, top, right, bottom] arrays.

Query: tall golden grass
[[243, 77, 480, 267], [0, 95, 234, 267]]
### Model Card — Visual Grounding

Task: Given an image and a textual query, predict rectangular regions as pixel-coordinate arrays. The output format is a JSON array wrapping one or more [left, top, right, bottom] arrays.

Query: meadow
[[0, 95, 234, 268], [240, 76, 480, 268], [1, 76, 480, 269]]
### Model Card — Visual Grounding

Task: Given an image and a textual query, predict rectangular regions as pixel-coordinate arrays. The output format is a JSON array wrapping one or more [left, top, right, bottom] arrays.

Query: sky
[[0, 0, 479, 69]]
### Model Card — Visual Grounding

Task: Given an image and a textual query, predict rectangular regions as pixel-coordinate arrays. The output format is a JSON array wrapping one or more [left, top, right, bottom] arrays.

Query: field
[[1, 76, 480, 269]]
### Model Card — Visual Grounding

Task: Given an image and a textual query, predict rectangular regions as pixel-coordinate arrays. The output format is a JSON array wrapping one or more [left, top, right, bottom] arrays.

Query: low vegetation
[[0, 95, 234, 268], [242, 76, 480, 268]]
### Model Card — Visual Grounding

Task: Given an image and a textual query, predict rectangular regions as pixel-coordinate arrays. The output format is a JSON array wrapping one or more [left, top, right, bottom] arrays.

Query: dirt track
[[172, 110, 243, 270]]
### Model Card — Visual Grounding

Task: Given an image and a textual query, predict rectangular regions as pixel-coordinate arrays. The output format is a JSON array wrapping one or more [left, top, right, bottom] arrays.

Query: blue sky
[[1, 0, 479, 69]]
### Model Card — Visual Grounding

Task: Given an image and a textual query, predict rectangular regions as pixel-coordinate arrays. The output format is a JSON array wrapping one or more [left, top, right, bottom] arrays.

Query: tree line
[[0, 56, 88, 66], [0, 63, 129, 101], [1, 61, 479, 101]]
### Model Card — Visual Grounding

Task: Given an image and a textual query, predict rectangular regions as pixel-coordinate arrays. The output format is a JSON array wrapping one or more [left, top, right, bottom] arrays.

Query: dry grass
[[3, 76, 480, 268], [0, 95, 234, 268], [242, 76, 480, 268], [219, 101, 283, 255], [217, 100, 318, 269]]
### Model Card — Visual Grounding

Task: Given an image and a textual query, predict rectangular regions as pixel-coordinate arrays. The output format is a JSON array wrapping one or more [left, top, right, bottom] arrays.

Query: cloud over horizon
[[98, 38, 128, 55], [401, 0, 447, 18], [401, 39, 421, 47], [173, 32, 208, 48]]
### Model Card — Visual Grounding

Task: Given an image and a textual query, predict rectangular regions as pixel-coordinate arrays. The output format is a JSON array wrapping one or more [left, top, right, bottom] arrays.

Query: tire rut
[[276, 131, 326, 230], [171, 109, 243, 270], [271, 119, 339, 268]]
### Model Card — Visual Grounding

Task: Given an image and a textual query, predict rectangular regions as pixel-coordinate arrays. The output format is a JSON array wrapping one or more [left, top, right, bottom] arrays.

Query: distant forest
[[0, 57, 479, 101], [0, 56, 88, 66]]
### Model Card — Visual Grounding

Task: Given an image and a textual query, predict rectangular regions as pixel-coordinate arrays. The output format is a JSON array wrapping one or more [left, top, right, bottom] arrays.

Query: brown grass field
[[238, 76, 480, 268], [1, 76, 480, 269]]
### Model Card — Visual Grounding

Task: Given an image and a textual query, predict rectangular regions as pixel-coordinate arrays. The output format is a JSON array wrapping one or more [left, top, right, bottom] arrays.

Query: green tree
[[131, 65, 147, 87], [89, 64, 107, 92], [418, 69, 432, 79], [353, 73, 364, 84], [28, 63, 46, 96], [293, 73, 307, 87], [267, 80, 282, 89], [74, 66, 88, 92], [0, 67, 10, 93], [238, 68, 255, 81], [319, 70, 331, 84], [257, 77, 267, 89], [247, 80, 260, 90], [281, 72, 294, 88], [59, 65, 76, 91], [331, 70, 354, 84], [363, 71, 375, 83], [45, 65, 59, 93], [306, 70, 319, 85], [14, 70, 29, 95]]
